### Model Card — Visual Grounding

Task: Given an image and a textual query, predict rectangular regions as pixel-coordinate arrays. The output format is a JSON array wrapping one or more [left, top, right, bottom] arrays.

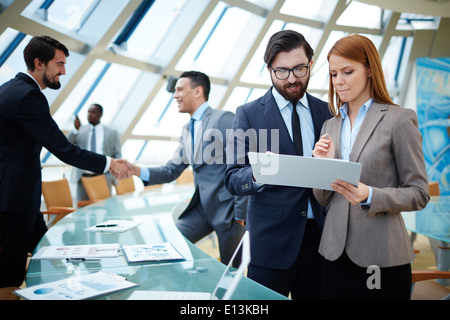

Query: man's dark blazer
[[225, 88, 332, 270], [0, 73, 107, 216]]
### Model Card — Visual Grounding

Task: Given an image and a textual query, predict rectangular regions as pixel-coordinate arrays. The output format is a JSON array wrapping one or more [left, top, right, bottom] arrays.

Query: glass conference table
[[402, 195, 450, 284], [26, 184, 287, 300]]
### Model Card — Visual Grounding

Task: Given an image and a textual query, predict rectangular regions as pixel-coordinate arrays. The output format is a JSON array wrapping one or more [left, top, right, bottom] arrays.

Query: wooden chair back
[[81, 174, 111, 201], [42, 178, 73, 208], [115, 176, 136, 195]]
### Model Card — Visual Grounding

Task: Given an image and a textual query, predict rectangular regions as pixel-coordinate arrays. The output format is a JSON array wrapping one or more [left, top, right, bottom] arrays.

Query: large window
[[0, 0, 445, 169]]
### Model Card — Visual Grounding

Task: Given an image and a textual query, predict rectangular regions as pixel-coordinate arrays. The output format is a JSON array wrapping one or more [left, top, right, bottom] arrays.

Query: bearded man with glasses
[[225, 30, 332, 300]]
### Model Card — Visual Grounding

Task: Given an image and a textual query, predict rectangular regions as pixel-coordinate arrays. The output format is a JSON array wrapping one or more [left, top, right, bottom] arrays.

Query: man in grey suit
[[67, 103, 122, 201], [124, 71, 247, 266]]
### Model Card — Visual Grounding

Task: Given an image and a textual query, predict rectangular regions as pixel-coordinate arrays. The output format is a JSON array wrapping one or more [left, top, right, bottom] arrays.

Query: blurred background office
[[0, 0, 448, 195]]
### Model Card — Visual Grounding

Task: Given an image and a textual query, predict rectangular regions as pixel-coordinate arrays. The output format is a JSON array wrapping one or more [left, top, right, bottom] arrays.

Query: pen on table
[[66, 258, 100, 262], [95, 224, 118, 228]]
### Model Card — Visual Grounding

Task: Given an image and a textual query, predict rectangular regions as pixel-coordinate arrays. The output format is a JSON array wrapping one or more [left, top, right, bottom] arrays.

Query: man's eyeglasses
[[271, 64, 310, 80]]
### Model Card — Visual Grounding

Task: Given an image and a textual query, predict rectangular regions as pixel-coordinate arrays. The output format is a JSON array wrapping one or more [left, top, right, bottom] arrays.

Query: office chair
[[176, 169, 194, 185], [428, 181, 440, 196], [411, 270, 450, 300], [41, 178, 77, 227], [114, 176, 136, 195], [81, 174, 111, 202]]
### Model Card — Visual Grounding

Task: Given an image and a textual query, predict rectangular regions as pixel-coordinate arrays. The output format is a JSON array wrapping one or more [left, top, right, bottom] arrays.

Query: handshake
[[109, 159, 141, 179]]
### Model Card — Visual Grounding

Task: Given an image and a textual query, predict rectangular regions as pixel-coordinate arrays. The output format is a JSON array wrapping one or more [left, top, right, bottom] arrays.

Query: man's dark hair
[[23, 35, 69, 71], [179, 71, 211, 101], [264, 30, 314, 68], [91, 103, 103, 114]]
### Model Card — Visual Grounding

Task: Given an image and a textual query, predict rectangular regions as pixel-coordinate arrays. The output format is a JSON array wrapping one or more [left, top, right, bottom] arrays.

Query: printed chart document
[[31, 243, 121, 260], [123, 242, 185, 263], [248, 152, 362, 191], [14, 272, 137, 300], [84, 220, 141, 233]]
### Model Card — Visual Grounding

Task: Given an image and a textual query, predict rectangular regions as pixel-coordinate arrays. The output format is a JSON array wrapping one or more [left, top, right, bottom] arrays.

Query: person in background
[[0, 35, 129, 288], [123, 71, 247, 267], [224, 30, 332, 299], [67, 103, 122, 201], [312, 34, 430, 299]]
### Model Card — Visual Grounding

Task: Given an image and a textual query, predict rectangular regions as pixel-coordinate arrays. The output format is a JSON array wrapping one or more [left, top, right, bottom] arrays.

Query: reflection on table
[[28, 185, 287, 300]]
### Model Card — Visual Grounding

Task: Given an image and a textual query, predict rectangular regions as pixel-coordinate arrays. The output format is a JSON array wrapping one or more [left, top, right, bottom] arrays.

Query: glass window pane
[[309, 30, 346, 90], [138, 140, 181, 165], [0, 32, 31, 85], [336, 1, 382, 29], [133, 86, 189, 137], [46, 0, 98, 30], [176, 2, 264, 78], [223, 87, 267, 113], [280, 0, 338, 22], [397, 13, 439, 30], [78, 63, 141, 125], [121, 139, 146, 163], [382, 36, 413, 95], [22, 0, 46, 14], [240, 20, 285, 85], [0, 28, 19, 56], [54, 59, 107, 129], [54, 61, 141, 130], [123, 0, 188, 61]]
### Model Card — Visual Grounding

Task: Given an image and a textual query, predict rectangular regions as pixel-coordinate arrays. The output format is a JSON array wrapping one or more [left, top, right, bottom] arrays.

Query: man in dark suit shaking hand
[[0, 35, 129, 288]]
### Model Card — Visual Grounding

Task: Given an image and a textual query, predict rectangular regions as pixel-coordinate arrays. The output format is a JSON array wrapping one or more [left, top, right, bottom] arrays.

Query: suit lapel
[[181, 121, 194, 164], [307, 93, 328, 142], [259, 89, 296, 155], [330, 116, 343, 159], [350, 102, 386, 162]]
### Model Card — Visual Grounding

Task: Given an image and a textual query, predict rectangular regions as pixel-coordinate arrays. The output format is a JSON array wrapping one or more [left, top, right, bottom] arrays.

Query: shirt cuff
[[252, 181, 266, 192], [104, 156, 112, 173], [360, 186, 373, 206], [140, 167, 150, 182]]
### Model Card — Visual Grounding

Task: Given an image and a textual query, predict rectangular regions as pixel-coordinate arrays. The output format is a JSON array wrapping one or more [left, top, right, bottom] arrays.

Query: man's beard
[[272, 76, 309, 102], [43, 73, 61, 90]]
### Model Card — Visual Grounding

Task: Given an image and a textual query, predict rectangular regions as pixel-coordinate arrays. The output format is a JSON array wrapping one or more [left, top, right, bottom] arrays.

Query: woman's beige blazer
[[313, 103, 430, 268]]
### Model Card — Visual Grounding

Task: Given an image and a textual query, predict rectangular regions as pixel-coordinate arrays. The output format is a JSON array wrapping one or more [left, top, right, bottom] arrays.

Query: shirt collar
[[26, 71, 43, 91], [191, 102, 209, 121], [340, 98, 374, 119], [90, 123, 103, 130], [271, 87, 309, 112]]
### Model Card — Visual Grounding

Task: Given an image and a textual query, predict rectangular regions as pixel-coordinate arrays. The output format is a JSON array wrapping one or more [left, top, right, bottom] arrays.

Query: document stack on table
[[14, 272, 137, 300], [31, 243, 121, 260], [123, 242, 186, 263]]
